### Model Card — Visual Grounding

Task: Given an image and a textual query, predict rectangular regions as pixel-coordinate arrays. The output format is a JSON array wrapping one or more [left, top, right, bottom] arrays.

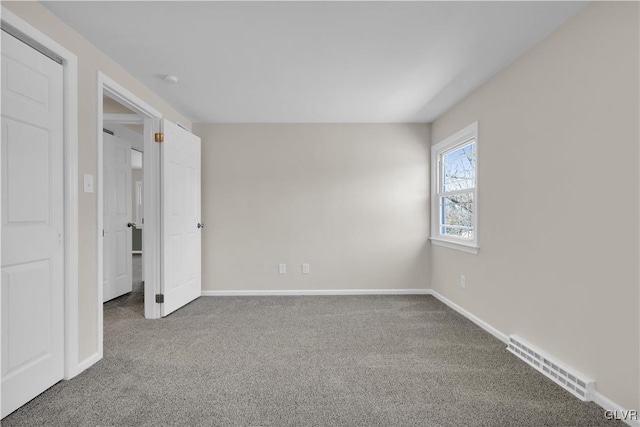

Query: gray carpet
[[103, 253, 144, 315], [3, 268, 619, 426]]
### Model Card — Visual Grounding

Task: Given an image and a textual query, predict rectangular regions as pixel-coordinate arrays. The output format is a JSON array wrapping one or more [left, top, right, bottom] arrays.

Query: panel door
[[161, 120, 201, 316], [1, 31, 64, 418], [103, 133, 133, 302]]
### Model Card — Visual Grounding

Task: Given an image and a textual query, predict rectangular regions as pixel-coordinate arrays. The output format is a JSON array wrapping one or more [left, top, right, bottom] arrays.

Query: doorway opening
[[97, 73, 163, 368], [102, 95, 145, 314]]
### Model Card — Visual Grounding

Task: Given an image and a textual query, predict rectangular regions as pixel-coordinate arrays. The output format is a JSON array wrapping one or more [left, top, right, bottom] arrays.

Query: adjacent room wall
[[430, 2, 639, 410], [4, 2, 192, 362], [131, 168, 143, 252], [193, 124, 430, 292]]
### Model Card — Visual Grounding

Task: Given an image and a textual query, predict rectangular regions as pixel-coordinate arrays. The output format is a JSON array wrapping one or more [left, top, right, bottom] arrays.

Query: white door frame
[[97, 73, 163, 340], [0, 8, 80, 379]]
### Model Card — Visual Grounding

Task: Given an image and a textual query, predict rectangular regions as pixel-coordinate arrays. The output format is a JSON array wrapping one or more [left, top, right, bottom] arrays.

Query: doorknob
[[127, 222, 137, 228], [197, 223, 205, 229]]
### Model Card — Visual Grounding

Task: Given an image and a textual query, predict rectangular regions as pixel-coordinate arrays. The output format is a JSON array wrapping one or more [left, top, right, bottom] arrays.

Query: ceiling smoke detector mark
[[42, 2, 587, 123], [163, 74, 178, 84]]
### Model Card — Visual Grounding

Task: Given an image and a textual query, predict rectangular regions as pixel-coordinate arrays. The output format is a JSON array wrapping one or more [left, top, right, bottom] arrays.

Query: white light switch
[[278, 264, 286, 274], [302, 264, 310, 274], [83, 174, 94, 193]]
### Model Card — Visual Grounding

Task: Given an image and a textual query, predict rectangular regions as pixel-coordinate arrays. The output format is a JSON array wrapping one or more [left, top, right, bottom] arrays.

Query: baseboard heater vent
[[507, 335, 595, 401]]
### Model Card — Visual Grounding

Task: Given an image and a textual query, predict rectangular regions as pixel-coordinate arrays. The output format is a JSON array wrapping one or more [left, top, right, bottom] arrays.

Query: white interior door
[[103, 132, 133, 302], [1, 31, 64, 418], [161, 120, 201, 316]]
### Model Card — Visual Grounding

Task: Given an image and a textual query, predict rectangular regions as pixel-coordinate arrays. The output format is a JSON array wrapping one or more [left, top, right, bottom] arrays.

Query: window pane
[[443, 142, 476, 192], [440, 192, 473, 239]]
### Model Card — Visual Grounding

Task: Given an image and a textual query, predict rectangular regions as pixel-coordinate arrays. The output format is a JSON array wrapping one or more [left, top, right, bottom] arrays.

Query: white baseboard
[[201, 289, 431, 297], [69, 352, 102, 379], [592, 391, 640, 427], [429, 290, 508, 343], [201, 287, 636, 422], [429, 290, 638, 425]]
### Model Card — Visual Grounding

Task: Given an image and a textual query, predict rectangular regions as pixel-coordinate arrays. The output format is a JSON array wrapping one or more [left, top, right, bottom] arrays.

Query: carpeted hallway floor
[[3, 257, 619, 426]]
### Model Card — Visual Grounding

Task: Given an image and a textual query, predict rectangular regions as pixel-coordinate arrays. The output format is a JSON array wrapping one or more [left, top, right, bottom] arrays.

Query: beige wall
[[430, 2, 639, 409], [7, 0, 637, 411], [103, 96, 136, 114], [193, 124, 430, 292], [4, 2, 192, 361]]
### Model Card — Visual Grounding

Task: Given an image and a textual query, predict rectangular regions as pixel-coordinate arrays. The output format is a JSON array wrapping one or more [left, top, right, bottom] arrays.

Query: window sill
[[429, 237, 479, 255]]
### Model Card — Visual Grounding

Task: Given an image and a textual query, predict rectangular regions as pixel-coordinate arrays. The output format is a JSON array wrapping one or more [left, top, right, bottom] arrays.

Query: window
[[431, 122, 478, 254]]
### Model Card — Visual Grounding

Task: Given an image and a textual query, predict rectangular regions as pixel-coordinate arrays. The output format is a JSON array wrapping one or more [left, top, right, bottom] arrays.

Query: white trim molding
[[592, 392, 640, 427], [429, 289, 638, 426], [1, 7, 81, 380], [429, 290, 508, 343], [74, 352, 102, 376], [429, 237, 479, 255], [202, 289, 432, 297], [430, 121, 479, 254], [97, 70, 164, 359]]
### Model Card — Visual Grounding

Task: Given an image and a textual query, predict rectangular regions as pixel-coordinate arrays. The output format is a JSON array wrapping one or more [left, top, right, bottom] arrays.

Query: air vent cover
[[507, 335, 594, 401]]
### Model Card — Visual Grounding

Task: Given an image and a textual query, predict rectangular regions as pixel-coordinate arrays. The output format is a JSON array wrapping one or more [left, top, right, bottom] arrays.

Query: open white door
[[161, 120, 201, 316], [1, 31, 64, 417], [103, 132, 133, 302]]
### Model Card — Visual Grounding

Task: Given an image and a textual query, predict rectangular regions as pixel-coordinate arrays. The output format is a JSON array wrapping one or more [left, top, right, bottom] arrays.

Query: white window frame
[[430, 121, 479, 254]]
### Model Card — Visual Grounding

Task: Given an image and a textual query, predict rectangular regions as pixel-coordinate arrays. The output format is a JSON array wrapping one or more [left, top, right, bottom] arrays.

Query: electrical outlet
[[302, 263, 310, 274], [460, 274, 466, 289], [278, 264, 286, 274]]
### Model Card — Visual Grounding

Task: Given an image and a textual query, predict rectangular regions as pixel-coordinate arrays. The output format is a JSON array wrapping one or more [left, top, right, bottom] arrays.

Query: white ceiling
[[45, 1, 586, 123]]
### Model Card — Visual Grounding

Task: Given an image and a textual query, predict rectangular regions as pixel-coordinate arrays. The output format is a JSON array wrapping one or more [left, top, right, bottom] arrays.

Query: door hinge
[[155, 294, 164, 304], [154, 132, 164, 143]]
